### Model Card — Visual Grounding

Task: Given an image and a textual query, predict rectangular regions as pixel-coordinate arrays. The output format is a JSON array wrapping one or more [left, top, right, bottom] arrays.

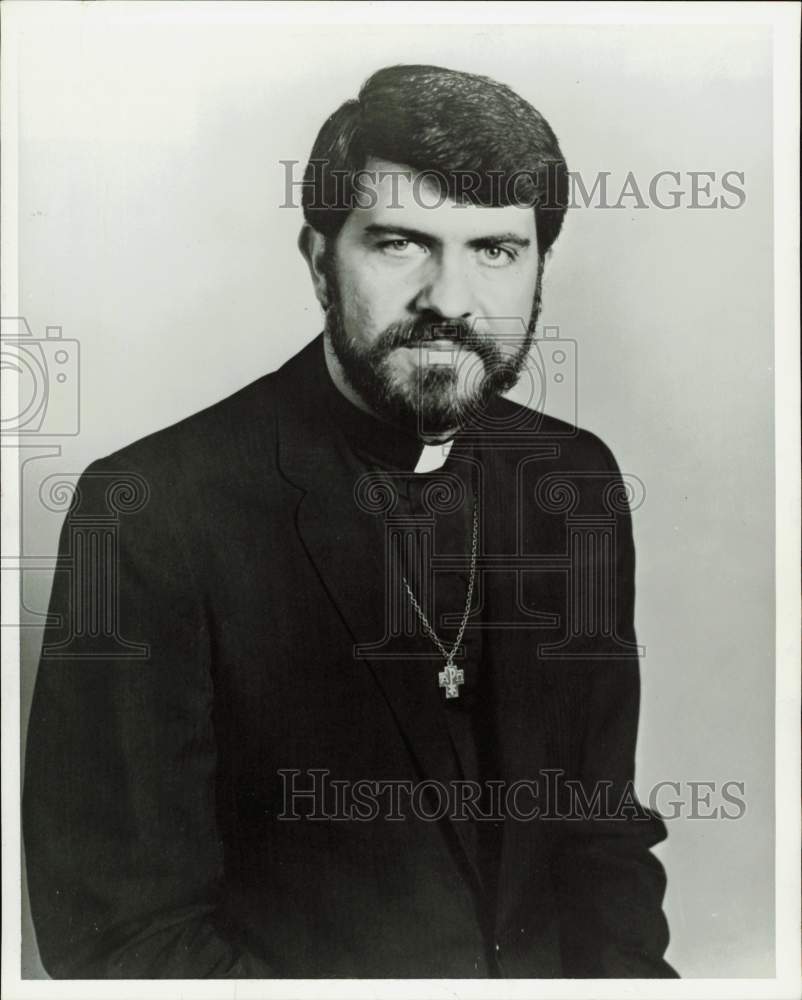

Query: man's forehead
[[349, 157, 536, 242]]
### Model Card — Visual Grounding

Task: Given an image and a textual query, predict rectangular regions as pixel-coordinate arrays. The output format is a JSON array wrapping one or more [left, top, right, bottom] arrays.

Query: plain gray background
[[15, 15, 774, 979]]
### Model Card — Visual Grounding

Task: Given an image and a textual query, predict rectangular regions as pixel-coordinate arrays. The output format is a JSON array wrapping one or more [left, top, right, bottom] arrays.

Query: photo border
[[2, 2, 798, 998]]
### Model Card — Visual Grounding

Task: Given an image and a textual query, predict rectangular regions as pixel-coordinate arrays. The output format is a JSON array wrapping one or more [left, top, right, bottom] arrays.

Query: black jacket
[[23, 335, 675, 978]]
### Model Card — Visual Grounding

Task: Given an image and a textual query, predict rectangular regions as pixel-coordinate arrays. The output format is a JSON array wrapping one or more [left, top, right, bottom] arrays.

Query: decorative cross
[[438, 661, 465, 699]]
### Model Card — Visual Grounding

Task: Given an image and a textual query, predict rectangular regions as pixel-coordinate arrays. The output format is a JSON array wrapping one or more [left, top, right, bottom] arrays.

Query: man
[[24, 64, 675, 978]]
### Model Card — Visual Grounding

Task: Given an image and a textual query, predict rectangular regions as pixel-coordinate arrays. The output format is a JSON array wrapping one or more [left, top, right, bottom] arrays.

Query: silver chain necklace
[[401, 499, 479, 699]]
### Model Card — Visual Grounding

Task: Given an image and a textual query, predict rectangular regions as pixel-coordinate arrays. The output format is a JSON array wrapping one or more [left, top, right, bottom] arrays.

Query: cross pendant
[[438, 661, 465, 699]]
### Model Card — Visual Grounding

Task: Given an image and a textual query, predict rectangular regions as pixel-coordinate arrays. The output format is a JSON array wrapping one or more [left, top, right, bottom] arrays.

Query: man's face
[[323, 158, 543, 437]]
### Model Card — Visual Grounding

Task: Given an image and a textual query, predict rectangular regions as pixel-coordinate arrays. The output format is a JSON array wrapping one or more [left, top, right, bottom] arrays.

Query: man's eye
[[479, 245, 516, 267], [378, 239, 426, 257]]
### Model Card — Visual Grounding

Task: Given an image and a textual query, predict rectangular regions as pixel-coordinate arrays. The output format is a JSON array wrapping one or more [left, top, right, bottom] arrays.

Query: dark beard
[[325, 263, 544, 437]]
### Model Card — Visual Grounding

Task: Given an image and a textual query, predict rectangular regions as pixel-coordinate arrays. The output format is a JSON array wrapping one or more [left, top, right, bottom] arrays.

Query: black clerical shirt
[[322, 370, 504, 921]]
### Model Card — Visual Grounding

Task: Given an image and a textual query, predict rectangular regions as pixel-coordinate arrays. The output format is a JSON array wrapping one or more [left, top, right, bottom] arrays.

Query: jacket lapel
[[274, 338, 463, 791]]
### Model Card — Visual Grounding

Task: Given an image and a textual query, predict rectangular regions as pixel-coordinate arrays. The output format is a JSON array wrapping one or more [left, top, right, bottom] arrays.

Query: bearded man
[[23, 64, 676, 979]]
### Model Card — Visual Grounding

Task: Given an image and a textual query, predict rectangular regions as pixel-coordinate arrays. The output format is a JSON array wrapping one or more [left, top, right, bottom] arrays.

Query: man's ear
[[298, 224, 331, 310]]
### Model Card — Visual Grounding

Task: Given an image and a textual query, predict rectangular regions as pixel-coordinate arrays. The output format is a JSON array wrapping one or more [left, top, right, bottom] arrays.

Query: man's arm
[[552, 444, 677, 978], [23, 456, 272, 978]]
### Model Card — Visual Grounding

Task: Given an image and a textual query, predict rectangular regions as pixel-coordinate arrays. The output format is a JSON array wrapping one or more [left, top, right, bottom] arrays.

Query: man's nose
[[413, 255, 473, 320]]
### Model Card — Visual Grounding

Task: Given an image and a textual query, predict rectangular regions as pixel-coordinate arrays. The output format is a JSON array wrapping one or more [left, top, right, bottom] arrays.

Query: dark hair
[[302, 64, 568, 257]]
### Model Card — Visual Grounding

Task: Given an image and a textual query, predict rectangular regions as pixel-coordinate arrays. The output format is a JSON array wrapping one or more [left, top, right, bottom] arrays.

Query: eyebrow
[[363, 224, 532, 249]]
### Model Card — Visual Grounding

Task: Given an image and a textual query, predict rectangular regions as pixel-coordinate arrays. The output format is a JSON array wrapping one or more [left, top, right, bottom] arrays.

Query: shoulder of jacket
[[85, 369, 280, 482], [486, 396, 622, 472]]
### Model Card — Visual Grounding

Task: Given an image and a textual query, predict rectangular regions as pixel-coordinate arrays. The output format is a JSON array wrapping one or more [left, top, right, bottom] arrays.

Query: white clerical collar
[[413, 439, 454, 474]]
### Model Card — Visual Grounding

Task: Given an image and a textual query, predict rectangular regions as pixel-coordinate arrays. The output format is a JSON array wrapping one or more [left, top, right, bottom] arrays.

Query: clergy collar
[[321, 349, 454, 474]]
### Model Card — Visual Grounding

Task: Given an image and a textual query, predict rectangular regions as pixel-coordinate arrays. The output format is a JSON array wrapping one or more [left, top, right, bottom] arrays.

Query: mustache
[[372, 317, 501, 365]]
